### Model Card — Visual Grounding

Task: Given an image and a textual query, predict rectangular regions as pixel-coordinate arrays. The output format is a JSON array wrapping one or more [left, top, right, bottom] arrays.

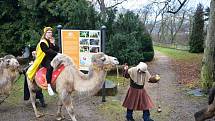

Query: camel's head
[[0, 58, 3, 66], [2, 55, 20, 71], [51, 53, 74, 69], [91, 52, 119, 71]]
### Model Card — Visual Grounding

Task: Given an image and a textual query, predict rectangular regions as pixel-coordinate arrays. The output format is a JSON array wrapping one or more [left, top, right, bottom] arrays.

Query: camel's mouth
[[111, 60, 119, 68], [8, 65, 20, 71], [103, 59, 119, 71], [111, 57, 119, 65], [104, 55, 119, 66]]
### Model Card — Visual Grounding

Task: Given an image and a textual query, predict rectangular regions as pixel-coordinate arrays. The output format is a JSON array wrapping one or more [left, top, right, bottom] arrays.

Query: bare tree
[[138, 0, 188, 39], [166, 10, 186, 44], [157, 12, 168, 43], [166, 0, 188, 14], [151, 0, 188, 14], [148, 3, 166, 35], [152, 8, 190, 45], [156, 0, 215, 89], [138, 2, 167, 36], [92, 0, 127, 20], [138, 5, 152, 26]]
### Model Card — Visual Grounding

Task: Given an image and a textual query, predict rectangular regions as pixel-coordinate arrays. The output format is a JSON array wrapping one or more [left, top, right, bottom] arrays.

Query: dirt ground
[[145, 52, 213, 121], [0, 51, 214, 121]]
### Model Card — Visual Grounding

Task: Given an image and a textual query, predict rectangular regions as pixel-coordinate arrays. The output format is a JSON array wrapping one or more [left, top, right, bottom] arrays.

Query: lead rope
[[116, 65, 119, 86], [157, 80, 162, 112]]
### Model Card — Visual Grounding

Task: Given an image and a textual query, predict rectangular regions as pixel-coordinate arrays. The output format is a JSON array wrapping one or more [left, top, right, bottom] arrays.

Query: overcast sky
[[118, 0, 210, 10]]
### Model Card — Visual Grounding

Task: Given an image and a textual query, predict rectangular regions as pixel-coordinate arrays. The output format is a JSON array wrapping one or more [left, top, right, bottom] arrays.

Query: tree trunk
[[97, 0, 106, 21], [201, 0, 215, 89]]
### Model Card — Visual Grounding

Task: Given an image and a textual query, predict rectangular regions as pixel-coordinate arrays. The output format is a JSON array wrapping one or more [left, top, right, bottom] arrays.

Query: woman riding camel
[[27, 27, 59, 96]]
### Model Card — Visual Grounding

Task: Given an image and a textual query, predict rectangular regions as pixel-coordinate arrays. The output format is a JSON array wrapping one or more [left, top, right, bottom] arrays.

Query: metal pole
[[57, 24, 62, 53], [101, 25, 107, 102]]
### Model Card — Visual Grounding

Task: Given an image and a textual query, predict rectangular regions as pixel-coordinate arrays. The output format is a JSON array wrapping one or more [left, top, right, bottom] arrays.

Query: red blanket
[[35, 65, 65, 90]]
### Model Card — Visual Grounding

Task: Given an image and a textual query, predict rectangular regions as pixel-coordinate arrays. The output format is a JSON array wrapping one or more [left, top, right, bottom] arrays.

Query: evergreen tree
[[106, 11, 154, 65], [0, 0, 98, 56], [0, 0, 23, 56], [189, 3, 204, 53]]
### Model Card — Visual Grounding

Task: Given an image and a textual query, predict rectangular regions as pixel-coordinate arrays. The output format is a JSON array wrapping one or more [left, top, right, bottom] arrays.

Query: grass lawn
[[154, 46, 203, 62], [5, 75, 57, 106]]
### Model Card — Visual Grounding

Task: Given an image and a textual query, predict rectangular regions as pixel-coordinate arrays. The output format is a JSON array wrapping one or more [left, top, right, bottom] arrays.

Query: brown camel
[[27, 52, 119, 120], [0, 55, 20, 96], [194, 87, 215, 121], [0, 55, 20, 104]]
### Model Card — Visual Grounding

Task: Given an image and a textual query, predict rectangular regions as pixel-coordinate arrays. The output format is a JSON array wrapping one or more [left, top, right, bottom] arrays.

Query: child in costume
[[122, 62, 154, 121]]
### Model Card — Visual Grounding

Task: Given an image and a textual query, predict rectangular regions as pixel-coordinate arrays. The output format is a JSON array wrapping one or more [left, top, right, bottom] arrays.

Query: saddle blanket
[[35, 65, 65, 90]]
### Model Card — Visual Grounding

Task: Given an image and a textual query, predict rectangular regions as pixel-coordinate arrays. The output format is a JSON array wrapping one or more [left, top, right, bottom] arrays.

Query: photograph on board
[[90, 47, 99, 53], [80, 46, 89, 52], [89, 31, 99, 38], [80, 31, 89, 38], [80, 38, 89, 45], [90, 39, 99, 45]]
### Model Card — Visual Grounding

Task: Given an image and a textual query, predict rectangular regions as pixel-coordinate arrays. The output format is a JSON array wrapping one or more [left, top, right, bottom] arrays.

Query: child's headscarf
[[128, 62, 151, 86]]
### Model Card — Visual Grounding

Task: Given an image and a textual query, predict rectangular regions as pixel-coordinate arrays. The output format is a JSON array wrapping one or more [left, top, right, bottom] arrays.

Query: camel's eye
[[6, 59, 10, 63], [100, 57, 106, 61]]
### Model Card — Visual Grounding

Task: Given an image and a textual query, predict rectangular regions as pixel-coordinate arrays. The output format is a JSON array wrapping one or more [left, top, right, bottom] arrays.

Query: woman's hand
[[49, 37, 55, 45], [124, 65, 128, 70], [123, 64, 129, 78]]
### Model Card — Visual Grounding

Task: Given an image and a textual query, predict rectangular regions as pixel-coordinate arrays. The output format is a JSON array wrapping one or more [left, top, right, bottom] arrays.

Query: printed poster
[[61, 30, 101, 71]]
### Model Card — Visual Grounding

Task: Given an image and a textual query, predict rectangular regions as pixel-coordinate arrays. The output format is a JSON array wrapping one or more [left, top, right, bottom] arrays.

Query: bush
[[106, 11, 154, 65], [143, 51, 154, 61]]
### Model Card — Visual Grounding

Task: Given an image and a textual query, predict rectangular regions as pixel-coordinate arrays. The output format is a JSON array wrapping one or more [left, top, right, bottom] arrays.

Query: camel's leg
[[56, 99, 64, 121], [27, 78, 44, 118], [59, 90, 77, 121]]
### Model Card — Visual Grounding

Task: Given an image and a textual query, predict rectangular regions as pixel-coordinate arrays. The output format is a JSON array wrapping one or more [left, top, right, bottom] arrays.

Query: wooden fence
[[153, 42, 190, 51]]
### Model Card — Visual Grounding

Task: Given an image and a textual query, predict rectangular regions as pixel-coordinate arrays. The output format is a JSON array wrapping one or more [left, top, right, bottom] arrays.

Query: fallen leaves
[[170, 59, 202, 88]]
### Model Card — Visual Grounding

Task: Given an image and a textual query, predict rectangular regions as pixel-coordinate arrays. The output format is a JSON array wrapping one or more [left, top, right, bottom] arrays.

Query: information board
[[61, 30, 101, 70]]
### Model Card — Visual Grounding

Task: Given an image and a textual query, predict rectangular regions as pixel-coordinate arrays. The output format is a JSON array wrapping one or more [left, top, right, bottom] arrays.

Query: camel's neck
[[73, 66, 107, 94], [0, 68, 19, 87], [5, 69, 19, 81], [89, 68, 106, 84]]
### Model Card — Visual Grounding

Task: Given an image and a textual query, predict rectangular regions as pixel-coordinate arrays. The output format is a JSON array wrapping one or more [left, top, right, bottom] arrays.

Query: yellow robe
[[26, 39, 48, 80]]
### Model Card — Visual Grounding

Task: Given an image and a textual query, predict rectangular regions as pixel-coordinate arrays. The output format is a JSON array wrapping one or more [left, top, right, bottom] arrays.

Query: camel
[[0, 55, 20, 104], [194, 87, 215, 121], [27, 52, 119, 120]]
